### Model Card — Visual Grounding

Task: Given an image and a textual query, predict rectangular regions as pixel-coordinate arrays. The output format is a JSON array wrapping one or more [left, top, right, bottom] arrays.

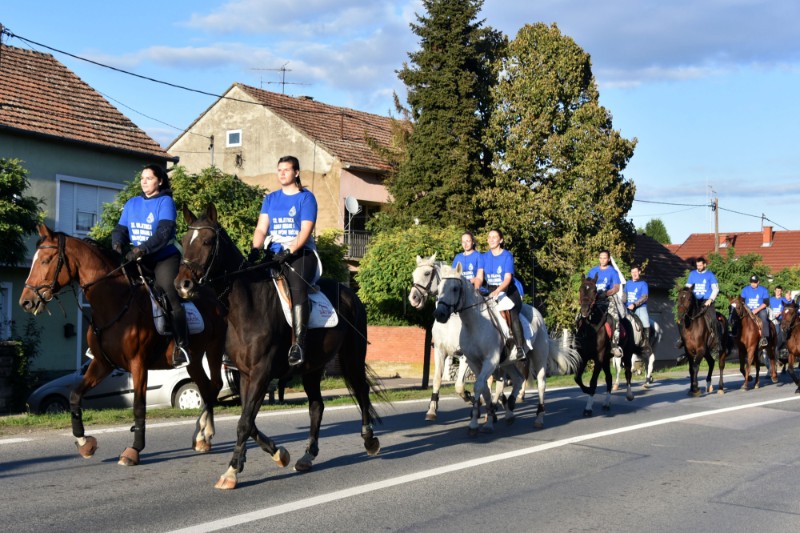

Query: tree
[[376, 0, 505, 231], [479, 22, 637, 330], [356, 224, 463, 325], [638, 218, 671, 245], [0, 158, 43, 266]]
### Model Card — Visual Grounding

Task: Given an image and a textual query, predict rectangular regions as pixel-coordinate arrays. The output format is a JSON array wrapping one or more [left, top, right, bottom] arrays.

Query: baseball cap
[[750, 274, 759, 283]]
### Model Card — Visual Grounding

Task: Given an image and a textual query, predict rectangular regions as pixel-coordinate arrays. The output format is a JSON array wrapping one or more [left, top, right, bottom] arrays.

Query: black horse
[[575, 275, 635, 416], [176, 204, 382, 489]]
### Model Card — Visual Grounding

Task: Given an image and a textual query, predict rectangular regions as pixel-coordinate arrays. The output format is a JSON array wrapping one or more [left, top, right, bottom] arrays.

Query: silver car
[[27, 353, 240, 414]]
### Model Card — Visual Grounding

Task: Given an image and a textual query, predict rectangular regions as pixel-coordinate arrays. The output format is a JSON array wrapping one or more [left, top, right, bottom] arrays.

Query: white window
[[226, 129, 242, 147], [0, 282, 11, 339], [56, 175, 124, 237]]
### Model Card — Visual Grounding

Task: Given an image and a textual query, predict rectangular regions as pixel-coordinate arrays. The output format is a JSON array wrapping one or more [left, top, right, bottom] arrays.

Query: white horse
[[409, 254, 475, 421], [612, 318, 662, 390]]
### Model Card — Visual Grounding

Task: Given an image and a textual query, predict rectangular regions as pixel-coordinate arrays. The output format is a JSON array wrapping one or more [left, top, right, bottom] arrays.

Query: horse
[[575, 275, 636, 416], [175, 204, 382, 489], [675, 286, 730, 395], [432, 264, 528, 434], [729, 294, 777, 390], [612, 318, 662, 390], [779, 302, 800, 393], [18, 225, 228, 465], [409, 254, 486, 421]]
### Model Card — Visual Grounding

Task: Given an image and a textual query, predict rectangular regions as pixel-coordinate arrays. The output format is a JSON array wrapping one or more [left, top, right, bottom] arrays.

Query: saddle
[[272, 274, 338, 329], [129, 262, 205, 336]]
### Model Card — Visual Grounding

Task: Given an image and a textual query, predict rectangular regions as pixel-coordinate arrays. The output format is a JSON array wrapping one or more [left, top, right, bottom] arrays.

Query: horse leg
[[602, 355, 613, 410], [688, 356, 701, 396], [769, 346, 778, 384], [186, 346, 224, 453], [454, 355, 473, 403], [70, 358, 111, 458], [643, 353, 656, 388], [504, 366, 525, 425], [516, 359, 528, 403], [583, 360, 602, 416], [295, 370, 325, 472], [533, 363, 547, 429], [717, 351, 727, 394], [426, 345, 446, 421], [118, 362, 147, 466], [250, 427, 290, 468], [624, 351, 634, 402], [612, 355, 621, 391], [704, 353, 716, 394]]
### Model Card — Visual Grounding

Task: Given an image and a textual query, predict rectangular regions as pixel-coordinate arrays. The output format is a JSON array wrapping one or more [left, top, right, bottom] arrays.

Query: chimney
[[762, 226, 773, 247]]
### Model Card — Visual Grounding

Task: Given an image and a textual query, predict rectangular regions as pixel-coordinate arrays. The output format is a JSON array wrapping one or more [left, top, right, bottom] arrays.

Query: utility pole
[[712, 196, 719, 254]]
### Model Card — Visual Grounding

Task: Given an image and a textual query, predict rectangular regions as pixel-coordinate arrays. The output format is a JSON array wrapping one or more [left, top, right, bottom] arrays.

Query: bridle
[[24, 233, 73, 305], [782, 305, 799, 338], [678, 289, 706, 322], [411, 263, 440, 301], [183, 223, 222, 286]]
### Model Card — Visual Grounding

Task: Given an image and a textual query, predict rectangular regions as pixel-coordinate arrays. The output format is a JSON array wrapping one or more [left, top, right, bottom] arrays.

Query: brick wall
[[366, 325, 427, 363]]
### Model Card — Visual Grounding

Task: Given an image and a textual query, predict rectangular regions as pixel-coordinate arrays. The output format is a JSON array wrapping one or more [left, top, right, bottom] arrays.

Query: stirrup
[[172, 345, 190, 368], [759, 338, 768, 348], [288, 344, 304, 366], [674, 338, 684, 349]]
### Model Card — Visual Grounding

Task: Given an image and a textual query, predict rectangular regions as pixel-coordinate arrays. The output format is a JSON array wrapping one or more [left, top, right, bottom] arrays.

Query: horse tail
[[337, 285, 385, 425], [546, 334, 582, 375]]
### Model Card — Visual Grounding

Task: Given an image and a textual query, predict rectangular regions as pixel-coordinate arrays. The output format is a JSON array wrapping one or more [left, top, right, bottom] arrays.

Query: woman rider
[[249, 155, 319, 367], [112, 164, 189, 368], [451, 231, 483, 291]]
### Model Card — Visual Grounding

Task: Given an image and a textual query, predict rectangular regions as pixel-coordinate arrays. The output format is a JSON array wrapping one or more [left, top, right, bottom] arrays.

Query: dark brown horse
[[729, 295, 777, 389], [18, 225, 227, 465], [175, 204, 382, 490], [780, 302, 800, 393], [575, 275, 635, 416], [676, 286, 730, 395]]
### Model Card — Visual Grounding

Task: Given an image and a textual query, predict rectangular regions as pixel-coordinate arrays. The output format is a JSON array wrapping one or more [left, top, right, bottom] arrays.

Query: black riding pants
[[282, 249, 318, 306], [148, 253, 182, 312]]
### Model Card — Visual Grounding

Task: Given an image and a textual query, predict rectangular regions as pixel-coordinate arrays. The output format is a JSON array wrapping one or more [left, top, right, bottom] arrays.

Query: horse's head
[[676, 285, 696, 319], [433, 264, 463, 323], [728, 294, 746, 321], [19, 225, 74, 315], [578, 274, 599, 319], [408, 253, 439, 310], [781, 301, 798, 335], [176, 204, 224, 299]]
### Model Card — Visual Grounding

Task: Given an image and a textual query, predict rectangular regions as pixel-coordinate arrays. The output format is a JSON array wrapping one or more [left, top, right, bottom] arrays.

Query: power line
[[633, 198, 711, 208]]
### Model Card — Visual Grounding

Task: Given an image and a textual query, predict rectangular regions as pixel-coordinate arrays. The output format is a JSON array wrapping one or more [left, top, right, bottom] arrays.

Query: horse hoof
[[117, 447, 140, 466], [533, 420, 544, 429], [425, 412, 437, 422], [795, 387, 800, 394], [365, 437, 381, 456], [717, 388, 725, 395], [626, 393, 634, 402], [583, 409, 593, 417], [468, 427, 479, 437], [214, 476, 237, 490], [690, 390, 701, 397], [772, 377, 779, 384], [479, 425, 494, 434], [612, 384, 619, 392], [194, 440, 211, 453], [642, 383, 650, 390], [294, 452, 314, 472], [272, 447, 290, 468], [505, 415, 515, 426], [602, 404, 611, 411], [76, 436, 98, 458]]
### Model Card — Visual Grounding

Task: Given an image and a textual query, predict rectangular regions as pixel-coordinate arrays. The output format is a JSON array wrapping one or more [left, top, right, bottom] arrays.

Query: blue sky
[[2, 0, 798, 244]]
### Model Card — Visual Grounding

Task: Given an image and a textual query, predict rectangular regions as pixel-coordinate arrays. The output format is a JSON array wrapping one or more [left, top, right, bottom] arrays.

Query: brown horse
[[18, 225, 227, 465], [175, 204, 382, 490], [780, 302, 800, 393], [676, 286, 730, 395], [575, 275, 635, 416], [729, 295, 777, 389]]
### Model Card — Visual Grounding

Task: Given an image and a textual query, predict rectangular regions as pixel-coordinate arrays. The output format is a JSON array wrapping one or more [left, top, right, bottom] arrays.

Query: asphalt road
[[3, 370, 800, 532]]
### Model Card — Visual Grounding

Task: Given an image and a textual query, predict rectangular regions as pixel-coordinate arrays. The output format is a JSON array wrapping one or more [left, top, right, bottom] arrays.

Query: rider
[[626, 265, 653, 358], [586, 250, 622, 356], [112, 164, 190, 368], [452, 231, 483, 291], [769, 285, 791, 358], [476, 229, 526, 361], [740, 274, 770, 348], [249, 155, 319, 367], [676, 257, 721, 357]]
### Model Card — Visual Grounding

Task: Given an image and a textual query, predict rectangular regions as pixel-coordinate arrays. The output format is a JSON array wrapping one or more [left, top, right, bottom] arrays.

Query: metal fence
[[344, 230, 372, 259]]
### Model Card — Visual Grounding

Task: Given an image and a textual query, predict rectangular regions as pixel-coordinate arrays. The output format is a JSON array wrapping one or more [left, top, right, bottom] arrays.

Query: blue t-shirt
[[741, 285, 769, 311], [586, 265, 620, 292], [626, 280, 649, 309], [481, 249, 514, 287], [769, 296, 791, 320], [452, 251, 482, 281], [260, 189, 318, 253], [687, 270, 718, 300], [117, 193, 178, 261]]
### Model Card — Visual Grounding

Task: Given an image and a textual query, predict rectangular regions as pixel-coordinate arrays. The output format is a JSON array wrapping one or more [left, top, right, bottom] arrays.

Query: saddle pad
[[150, 297, 204, 336], [272, 278, 339, 329]]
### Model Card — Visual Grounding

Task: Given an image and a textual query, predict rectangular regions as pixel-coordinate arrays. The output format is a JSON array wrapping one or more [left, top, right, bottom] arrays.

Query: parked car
[[27, 352, 240, 414]]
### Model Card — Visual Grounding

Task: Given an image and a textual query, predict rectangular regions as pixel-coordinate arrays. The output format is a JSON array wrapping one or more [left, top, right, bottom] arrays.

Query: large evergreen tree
[[0, 158, 43, 266], [638, 218, 671, 245], [480, 23, 637, 329], [376, 0, 505, 231]]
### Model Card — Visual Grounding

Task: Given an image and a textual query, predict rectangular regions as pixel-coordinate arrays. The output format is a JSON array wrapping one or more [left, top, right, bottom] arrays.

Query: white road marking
[[0, 437, 34, 445], [168, 394, 800, 533]]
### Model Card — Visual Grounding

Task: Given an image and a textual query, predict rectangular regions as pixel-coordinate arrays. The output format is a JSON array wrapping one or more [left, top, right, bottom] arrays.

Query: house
[[671, 226, 800, 273], [167, 84, 396, 265], [0, 44, 177, 374], [632, 234, 690, 365]]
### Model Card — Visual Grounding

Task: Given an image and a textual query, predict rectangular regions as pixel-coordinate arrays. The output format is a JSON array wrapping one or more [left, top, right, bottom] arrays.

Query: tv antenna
[[251, 62, 310, 93]]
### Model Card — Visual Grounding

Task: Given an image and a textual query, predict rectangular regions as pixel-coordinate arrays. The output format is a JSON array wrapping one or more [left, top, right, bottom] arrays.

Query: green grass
[[0, 364, 698, 437]]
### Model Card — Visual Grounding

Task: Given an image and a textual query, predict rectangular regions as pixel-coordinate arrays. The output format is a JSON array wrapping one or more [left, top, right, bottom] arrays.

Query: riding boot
[[607, 315, 622, 357], [288, 301, 308, 366], [509, 315, 527, 361], [706, 314, 720, 358], [674, 324, 684, 349], [171, 305, 190, 368], [642, 327, 653, 357]]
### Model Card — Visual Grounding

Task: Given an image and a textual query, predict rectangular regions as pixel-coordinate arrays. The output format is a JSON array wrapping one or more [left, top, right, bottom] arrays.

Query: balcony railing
[[344, 230, 372, 259]]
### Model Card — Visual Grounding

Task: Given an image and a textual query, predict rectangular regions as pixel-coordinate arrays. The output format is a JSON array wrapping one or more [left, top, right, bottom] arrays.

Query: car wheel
[[175, 383, 204, 410], [40, 396, 69, 414]]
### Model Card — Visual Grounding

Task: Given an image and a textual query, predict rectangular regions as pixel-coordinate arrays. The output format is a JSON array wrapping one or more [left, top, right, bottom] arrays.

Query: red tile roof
[[0, 44, 174, 161], [633, 234, 689, 289], [672, 227, 800, 273], [235, 84, 396, 172]]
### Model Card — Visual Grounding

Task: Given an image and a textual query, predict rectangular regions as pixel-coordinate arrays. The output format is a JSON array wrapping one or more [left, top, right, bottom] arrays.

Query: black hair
[[278, 155, 303, 188], [696, 256, 707, 264], [598, 249, 610, 257], [488, 229, 505, 248], [776, 285, 783, 290], [143, 164, 171, 191]]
